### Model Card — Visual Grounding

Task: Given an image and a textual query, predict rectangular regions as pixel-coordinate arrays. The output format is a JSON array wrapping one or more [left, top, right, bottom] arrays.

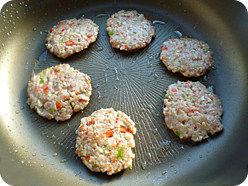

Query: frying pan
[[0, 0, 247, 185]]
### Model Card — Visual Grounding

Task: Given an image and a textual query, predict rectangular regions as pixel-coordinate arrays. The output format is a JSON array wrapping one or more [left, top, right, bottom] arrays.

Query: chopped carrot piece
[[55, 70, 60, 75], [56, 101, 62, 109], [161, 45, 168, 50], [105, 129, 114, 137], [85, 156, 90, 162], [35, 85, 39, 92], [71, 84, 76, 88], [127, 128, 134, 133], [85, 131, 88, 135], [164, 112, 169, 116], [44, 87, 48, 94], [120, 126, 127, 133], [116, 141, 120, 147]]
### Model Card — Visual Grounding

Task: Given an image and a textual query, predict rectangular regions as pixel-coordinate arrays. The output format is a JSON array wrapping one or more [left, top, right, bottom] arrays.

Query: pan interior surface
[[0, 0, 247, 185]]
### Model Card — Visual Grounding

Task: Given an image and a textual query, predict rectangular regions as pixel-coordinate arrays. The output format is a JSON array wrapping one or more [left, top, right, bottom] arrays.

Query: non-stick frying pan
[[0, 0, 247, 185]]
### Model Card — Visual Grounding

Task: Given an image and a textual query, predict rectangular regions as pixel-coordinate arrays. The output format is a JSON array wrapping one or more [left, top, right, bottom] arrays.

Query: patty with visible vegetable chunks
[[106, 10, 156, 51], [160, 38, 215, 77], [76, 108, 136, 175], [27, 64, 92, 121], [46, 18, 99, 59], [163, 81, 223, 142]]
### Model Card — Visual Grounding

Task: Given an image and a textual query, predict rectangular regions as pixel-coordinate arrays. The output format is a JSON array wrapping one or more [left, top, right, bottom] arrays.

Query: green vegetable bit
[[68, 35, 72, 39], [133, 31, 137, 34], [117, 147, 123, 159], [108, 31, 114, 35], [174, 130, 180, 136], [81, 89, 87, 93], [93, 164, 98, 168], [164, 93, 170, 99], [40, 78, 44, 84], [204, 49, 210, 53], [60, 38, 66, 43], [191, 96, 196, 102], [128, 164, 132, 169], [49, 108, 54, 114], [122, 11, 127, 14], [136, 14, 140, 17], [34, 107, 38, 112], [94, 25, 98, 27], [103, 146, 107, 151], [28, 83, 33, 88], [182, 93, 187, 98]]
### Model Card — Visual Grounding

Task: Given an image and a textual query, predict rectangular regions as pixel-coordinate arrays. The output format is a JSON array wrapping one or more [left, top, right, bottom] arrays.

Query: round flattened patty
[[46, 18, 99, 59], [160, 38, 215, 77], [163, 81, 223, 142], [106, 10, 156, 51], [27, 64, 92, 121], [76, 108, 136, 175]]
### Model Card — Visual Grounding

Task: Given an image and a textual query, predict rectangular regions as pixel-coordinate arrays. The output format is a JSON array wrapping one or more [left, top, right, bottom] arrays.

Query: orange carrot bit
[[210, 96, 213, 101], [35, 85, 39, 92], [105, 129, 114, 137], [80, 124, 85, 129], [113, 160, 116, 163], [42, 101, 46, 105], [70, 38, 74, 42], [65, 41, 75, 46], [99, 134, 104, 139], [85, 155, 90, 162], [127, 127, 134, 133], [85, 131, 89, 135], [71, 84, 76, 88], [76, 149, 81, 153], [124, 45, 129, 49], [83, 137, 88, 141], [55, 70, 60, 75], [56, 101, 62, 109], [164, 112, 169, 116], [89, 118, 95, 125], [120, 126, 127, 133], [44, 87, 49, 94], [86, 38, 89, 42], [186, 81, 190, 86], [116, 141, 120, 147]]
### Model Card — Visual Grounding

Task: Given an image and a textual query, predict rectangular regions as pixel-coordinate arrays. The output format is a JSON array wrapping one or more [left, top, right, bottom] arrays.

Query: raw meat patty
[[76, 108, 136, 175], [27, 64, 92, 121], [163, 81, 223, 142], [106, 10, 156, 51], [46, 18, 99, 58], [160, 38, 215, 77]]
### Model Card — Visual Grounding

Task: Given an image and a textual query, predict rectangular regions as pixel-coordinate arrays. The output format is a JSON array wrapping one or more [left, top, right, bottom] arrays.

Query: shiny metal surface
[[0, 0, 247, 185]]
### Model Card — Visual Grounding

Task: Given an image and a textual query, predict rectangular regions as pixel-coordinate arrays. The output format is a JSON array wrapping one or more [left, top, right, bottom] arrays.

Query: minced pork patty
[[76, 108, 136, 175], [27, 64, 92, 121], [106, 10, 156, 51], [163, 81, 223, 142]]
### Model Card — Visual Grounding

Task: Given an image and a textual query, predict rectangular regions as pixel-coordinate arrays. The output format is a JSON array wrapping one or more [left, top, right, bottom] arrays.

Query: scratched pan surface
[[0, 0, 247, 185]]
